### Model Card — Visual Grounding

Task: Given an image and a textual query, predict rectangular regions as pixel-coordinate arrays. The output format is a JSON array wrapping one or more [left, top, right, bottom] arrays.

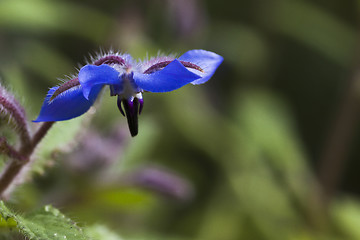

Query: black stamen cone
[[121, 98, 139, 137], [117, 96, 125, 116]]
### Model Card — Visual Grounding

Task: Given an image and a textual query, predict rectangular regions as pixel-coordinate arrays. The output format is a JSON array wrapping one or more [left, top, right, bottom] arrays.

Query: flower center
[[109, 72, 139, 99]]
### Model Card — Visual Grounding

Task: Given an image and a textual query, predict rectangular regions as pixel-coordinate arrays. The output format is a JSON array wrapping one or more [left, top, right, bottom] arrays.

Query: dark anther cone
[[117, 96, 139, 137]]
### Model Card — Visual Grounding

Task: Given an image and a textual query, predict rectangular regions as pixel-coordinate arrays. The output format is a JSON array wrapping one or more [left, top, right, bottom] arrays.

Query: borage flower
[[34, 50, 223, 136]]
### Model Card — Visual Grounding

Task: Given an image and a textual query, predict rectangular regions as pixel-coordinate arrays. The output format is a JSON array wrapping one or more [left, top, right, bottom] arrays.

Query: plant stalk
[[0, 122, 55, 199]]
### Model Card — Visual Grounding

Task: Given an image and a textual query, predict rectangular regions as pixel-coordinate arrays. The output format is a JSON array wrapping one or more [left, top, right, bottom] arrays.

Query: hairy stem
[[0, 96, 31, 148], [0, 122, 55, 199], [22, 121, 55, 155]]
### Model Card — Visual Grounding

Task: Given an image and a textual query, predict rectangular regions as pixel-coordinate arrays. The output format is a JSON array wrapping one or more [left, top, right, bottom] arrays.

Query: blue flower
[[34, 49, 223, 136]]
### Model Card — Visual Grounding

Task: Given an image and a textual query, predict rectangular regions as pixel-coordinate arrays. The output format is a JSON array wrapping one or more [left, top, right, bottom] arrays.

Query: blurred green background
[[1, 0, 360, 239]]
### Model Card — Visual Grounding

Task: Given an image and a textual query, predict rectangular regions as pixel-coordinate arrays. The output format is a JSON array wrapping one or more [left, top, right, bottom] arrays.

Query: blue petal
[[178, 49, 223, 85], [33, 85, 102, 122], [79, 64, 120, 99], [133, 59, 201, 92]]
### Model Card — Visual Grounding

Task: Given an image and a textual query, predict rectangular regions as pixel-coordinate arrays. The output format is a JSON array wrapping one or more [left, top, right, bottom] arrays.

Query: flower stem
[[0, 122, 55, 199], [0, 138, 26, 161], [0, 161, 25, 197], [23, 121, 55, 155]]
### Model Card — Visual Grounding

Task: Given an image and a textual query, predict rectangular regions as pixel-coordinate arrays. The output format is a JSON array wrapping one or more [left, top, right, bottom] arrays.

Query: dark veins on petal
[[143, 60, 204, 74], [50, 78, 80, 101], [93, 55, 125, 66]]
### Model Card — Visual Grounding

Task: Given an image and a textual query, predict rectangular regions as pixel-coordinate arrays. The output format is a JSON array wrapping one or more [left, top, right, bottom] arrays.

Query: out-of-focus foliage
[[0, 0, 360, 239]]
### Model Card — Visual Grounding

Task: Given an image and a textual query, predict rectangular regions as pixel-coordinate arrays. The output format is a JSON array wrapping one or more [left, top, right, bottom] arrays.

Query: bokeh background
[[1, 0, 360, 239]]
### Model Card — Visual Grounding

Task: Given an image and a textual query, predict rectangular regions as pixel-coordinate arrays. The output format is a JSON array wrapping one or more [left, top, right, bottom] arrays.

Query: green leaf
[[0, 201, 89, 240]]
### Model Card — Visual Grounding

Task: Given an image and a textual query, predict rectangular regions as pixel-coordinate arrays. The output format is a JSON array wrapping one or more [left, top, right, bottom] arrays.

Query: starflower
[[34, 49, 223, 136]]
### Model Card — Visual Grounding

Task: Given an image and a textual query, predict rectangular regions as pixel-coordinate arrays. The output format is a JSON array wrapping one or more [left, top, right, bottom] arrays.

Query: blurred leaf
[[118, 116, 160, 172], [86, 224, 124, 240], [32, 116, 89, 175], [15, 40, 74, 84], [235, 91, 318, 203], [92, 187, 156, 210], [61, 187, 162, 239], [332, 198, 360, 240], [164, 88, 228, 159], [0, 65, 32, 111], [211, 22, 269, 75], [0, 0, 113, 43], [164, 87, 302, 238], [266, 0, 357, 66], [128, 236, 188, 240], [0, 201, 88, 239], [65, 186, 158, 225], [226, 151, 302, 240], [226, 90, 324, 239], [195, 186, 244, 240], [234, 91, 328, 232]]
